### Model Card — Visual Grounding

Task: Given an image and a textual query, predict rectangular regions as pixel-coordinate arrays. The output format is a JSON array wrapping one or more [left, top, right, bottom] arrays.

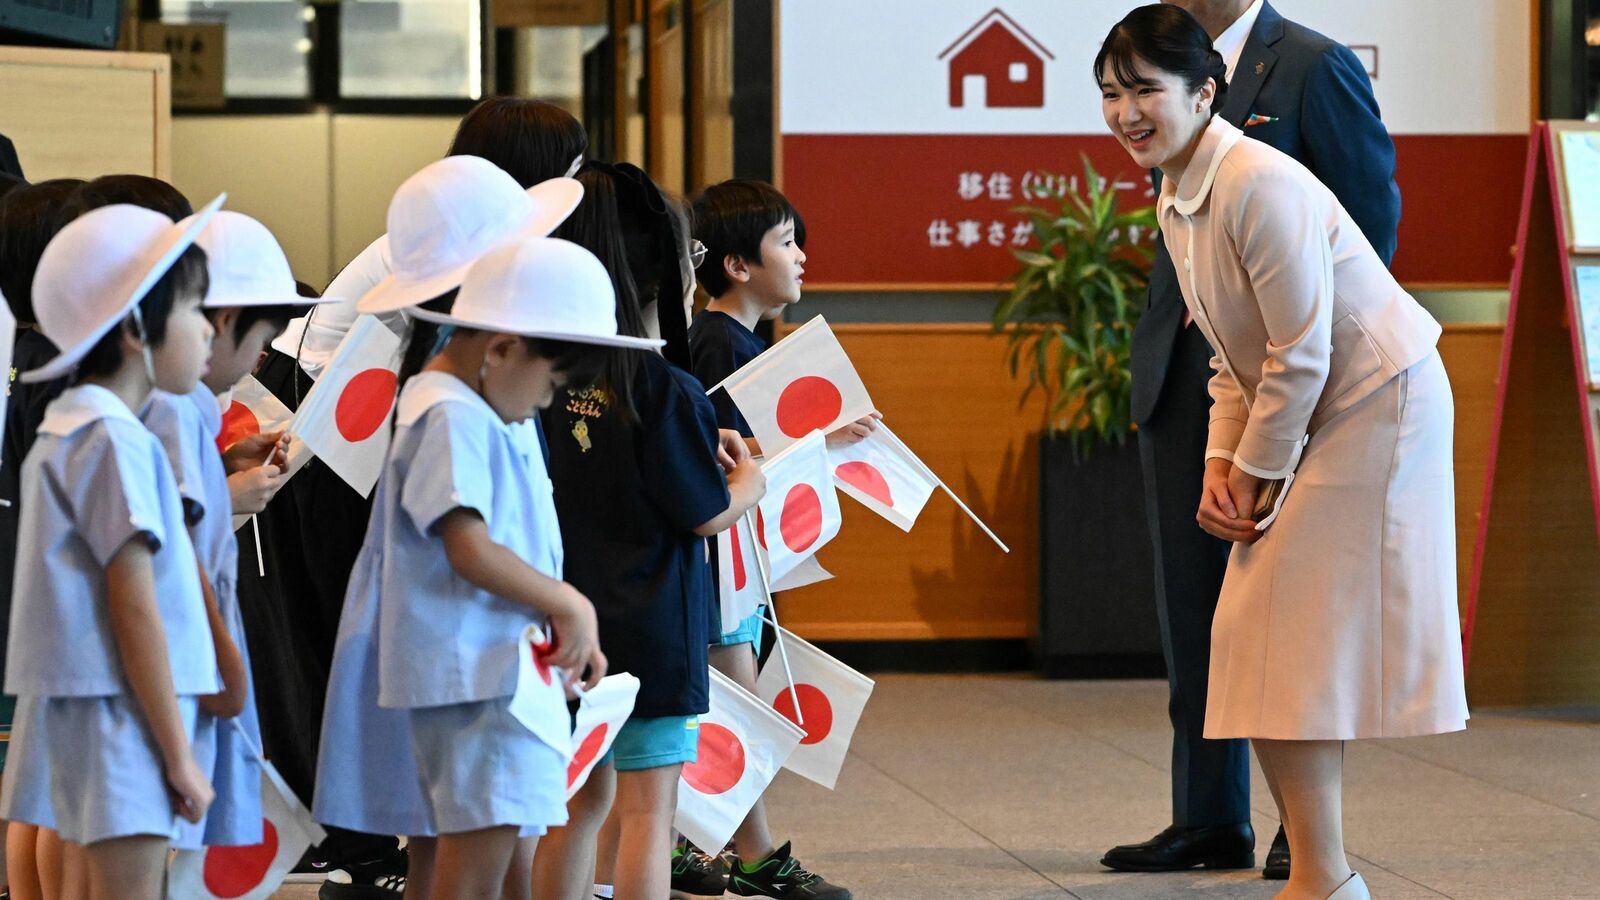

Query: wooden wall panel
[[780, 324, 1504, 642], [0, 47, 170, 182]]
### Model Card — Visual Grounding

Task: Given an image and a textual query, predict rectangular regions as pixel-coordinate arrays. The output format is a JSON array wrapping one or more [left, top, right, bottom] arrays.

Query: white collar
[[395, 370, 504, 430], [1161, 117, 1245, 218], [36, 384, 142, 437], [1214, 0, 1266, 80]]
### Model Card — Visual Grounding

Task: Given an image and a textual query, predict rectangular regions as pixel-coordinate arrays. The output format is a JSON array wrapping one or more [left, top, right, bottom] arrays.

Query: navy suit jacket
[[1130, 1, 1400, 425]]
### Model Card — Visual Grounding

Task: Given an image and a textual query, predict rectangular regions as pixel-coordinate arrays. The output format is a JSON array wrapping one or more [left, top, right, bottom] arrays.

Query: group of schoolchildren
[[0, 97, 870, 900]]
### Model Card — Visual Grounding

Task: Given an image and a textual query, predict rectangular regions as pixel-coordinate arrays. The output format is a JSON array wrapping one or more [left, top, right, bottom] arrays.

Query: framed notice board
[[1464, 121, 1600, 706]]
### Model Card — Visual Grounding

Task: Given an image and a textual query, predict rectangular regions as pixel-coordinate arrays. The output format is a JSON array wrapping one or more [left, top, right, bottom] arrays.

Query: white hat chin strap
[[129, 306, 158, 386]]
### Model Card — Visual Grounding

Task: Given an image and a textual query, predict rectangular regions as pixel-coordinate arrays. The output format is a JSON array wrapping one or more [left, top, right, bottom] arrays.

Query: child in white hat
[[139, 210, 337, 851], [309, 160, 584, 898], [0, 197, 227, 899], [319, 236, 657, 900]]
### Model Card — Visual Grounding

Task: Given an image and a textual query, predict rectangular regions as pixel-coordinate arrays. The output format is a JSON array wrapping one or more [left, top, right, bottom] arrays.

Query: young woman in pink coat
[[1095, 6, 1468, 899]]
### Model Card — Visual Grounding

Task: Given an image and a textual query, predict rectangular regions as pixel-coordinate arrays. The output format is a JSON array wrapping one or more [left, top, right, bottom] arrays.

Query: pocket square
[[1245, 114, 1280, 127]]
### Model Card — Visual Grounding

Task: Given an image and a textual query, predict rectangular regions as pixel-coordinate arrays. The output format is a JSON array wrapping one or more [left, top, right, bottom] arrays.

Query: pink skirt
[[1205, 352, 1470, 740]]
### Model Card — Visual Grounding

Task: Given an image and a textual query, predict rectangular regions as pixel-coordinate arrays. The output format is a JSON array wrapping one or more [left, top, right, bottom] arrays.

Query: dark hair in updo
[[1094, 4, 1229, 115]]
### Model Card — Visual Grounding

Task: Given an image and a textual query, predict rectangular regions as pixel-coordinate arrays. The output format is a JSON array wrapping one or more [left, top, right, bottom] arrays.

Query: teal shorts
[[0, 694, 13, 770], [601, 715, 700, 772], [715, 607, 765, 648]]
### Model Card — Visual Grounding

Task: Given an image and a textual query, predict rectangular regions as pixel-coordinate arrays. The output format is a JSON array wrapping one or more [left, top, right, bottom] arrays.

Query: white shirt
[[1214, 0, 1266, 80], [272, 235, 403, 378]]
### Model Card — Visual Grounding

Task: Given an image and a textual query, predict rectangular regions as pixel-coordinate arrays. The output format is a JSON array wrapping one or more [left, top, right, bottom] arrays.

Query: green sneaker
[[672, 841, 728, 897], [727, 842, 851, 899]]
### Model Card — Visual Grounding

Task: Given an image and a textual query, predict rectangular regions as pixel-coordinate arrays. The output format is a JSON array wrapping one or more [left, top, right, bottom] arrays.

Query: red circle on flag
[[773, 683, 834, 746], [682, 723, 745, 795], [567, 723, 609, 787], [779, 484, 823, 553], [217, 400, 262, 453], [729, 523, 748, 591], [532, 641, 553, 686], [755, 508, 768, 550], [775, 376, 843, 438], [202, 818, 279, 897], [334, 368, 398, 442], [834, 461, 894, 507]]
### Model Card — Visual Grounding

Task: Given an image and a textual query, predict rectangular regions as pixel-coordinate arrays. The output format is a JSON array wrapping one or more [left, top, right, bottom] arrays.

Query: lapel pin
[[1254, 61, 1266, 75]]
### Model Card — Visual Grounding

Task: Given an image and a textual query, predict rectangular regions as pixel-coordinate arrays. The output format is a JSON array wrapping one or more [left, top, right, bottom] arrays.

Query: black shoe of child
[[727, 842, 850, 899], [671, 840, 729, 897], [317, 845, 409, 900]]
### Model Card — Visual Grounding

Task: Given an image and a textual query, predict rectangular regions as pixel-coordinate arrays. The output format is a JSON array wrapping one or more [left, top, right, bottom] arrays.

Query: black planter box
[[1033, 433, 1165, 678]]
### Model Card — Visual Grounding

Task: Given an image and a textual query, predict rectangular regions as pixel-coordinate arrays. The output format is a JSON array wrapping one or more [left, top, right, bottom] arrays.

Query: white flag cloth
[[288, 314, 401, 497], [566, 674, 639, 799], [755, 627, 874, 790], [0, 298, 15, 471], [716, 515, 767, 630], [168, 732, 325, 900], [508, 623, 574, 760], [770, 554, 833, 593], [675, 669, 805, 853], [716, 317, 874, 456], [827, 422, 939, 533], [755, 431, 842, 585]]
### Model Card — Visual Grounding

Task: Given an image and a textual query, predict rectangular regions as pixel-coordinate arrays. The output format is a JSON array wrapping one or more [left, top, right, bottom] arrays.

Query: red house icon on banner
[[939, 8, 1054, 109]]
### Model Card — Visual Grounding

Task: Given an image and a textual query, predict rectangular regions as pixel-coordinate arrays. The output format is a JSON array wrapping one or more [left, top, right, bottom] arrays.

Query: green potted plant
[[993, 157, 1164, 678]]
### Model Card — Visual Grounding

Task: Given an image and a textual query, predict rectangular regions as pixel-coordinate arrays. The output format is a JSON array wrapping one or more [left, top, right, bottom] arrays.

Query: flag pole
[[250, 515, 267, 577], [744, 509, 803, 727], [880, 423, 1010, 553]]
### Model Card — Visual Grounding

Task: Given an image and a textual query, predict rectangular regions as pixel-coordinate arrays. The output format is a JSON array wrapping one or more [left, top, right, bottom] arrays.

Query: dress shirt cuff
[[1233, 431, 1307, 481]]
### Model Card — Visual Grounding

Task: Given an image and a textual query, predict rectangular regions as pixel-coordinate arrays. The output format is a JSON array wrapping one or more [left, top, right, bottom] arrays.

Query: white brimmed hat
[[356, 158, 583, 315], [23, 194, 225, 384], [185, 210, 340, 308], [408, 237, 665, 351]]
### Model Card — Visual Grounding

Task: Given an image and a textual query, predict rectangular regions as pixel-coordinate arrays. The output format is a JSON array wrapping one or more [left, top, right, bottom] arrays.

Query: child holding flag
[[686, 178, 865, 899], [140, 211, 333, 851], [0, 199, 227, 900], [533, 164, 765, 900], [318, 237, 640, 900]]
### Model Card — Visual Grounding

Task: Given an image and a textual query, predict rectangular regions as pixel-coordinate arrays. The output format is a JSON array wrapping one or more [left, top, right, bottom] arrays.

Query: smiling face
[[734, 218, 806, 318], [1099, 54, 1215, 174]]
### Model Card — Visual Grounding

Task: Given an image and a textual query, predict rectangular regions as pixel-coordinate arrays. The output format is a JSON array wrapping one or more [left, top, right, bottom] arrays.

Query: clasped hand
[[1198, 458, 1263, 544]]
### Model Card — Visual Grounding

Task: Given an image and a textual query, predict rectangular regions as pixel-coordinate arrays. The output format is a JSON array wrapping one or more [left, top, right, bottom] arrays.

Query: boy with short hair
[[684, 179, 866, 900]]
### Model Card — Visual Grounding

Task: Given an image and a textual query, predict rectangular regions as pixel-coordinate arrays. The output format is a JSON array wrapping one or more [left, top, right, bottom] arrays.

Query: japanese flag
[[715, 317, 874, 456], [566, 674, 639, 800], [288, 314, 401, 497], [0, 296, 15, 470], [675, 669, 805, 853], [167, 737, 325, 900], [756, 627, 874, 790], [217, 375, 293, 454], [509, 623, 573, 759], [716, 515, 767, 630], [756, 431, 842, 586], [827, 422, 939, 533]]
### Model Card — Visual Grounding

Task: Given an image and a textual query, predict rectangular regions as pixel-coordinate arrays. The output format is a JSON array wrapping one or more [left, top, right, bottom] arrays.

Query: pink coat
[[1158, 117, 1441, 479]]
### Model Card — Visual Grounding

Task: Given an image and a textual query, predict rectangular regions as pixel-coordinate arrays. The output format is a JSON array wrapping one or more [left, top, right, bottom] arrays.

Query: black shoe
[[285, 845, 336, 883], [1100, 823, 1256, 872], [1263, 825, 1291, 880], [727, 842, 851, 899], [673, 840, 729, 897], [318, 846, 409, 900]]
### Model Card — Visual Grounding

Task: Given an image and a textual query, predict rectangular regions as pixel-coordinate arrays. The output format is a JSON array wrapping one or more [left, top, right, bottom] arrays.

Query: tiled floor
[[274, 676, 1600, 899]]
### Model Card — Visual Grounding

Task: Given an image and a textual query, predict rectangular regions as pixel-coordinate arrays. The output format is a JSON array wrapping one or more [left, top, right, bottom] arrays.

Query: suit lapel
[[1222, 1, 1284, 126]]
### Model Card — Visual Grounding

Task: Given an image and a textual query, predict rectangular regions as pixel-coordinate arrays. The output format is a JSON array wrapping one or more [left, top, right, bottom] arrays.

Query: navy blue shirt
[[688, 310, 766, 439], [542, 353, 729, 717]]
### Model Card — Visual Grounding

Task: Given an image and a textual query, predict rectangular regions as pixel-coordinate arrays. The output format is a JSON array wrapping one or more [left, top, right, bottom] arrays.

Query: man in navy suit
[[1101, 0, 1400, 879]]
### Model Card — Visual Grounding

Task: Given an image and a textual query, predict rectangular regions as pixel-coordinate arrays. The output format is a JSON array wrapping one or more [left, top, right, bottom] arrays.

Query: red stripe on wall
[[781, 133, 1525, 288]]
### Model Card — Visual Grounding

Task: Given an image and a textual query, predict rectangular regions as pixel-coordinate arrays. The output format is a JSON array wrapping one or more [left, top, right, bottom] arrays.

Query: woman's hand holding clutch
[[1198, 458, 1264, 544]]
